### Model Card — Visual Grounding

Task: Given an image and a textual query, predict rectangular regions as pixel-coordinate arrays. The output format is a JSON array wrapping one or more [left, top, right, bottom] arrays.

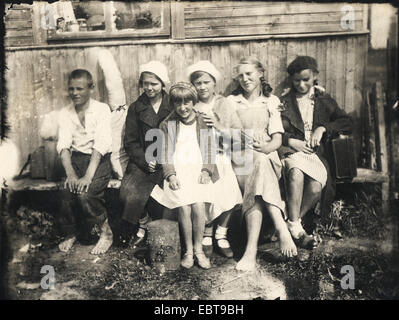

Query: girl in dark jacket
[[279, 56, 353, 249], [120, 61, 173, 246]]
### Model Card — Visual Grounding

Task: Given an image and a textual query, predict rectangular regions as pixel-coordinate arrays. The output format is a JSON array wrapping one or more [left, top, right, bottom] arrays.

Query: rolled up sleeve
[[93, 104, 112, 156], [56, 109, 72, 154]]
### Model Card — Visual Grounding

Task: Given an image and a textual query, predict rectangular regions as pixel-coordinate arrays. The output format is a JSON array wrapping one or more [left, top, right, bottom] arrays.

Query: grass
[[3, 183, 399, 300], [315, 184, 388, 240]]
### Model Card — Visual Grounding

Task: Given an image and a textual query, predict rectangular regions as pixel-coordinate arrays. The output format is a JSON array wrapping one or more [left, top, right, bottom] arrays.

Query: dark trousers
[[57, 152, 111, 238], [119, 163, 164, 225]]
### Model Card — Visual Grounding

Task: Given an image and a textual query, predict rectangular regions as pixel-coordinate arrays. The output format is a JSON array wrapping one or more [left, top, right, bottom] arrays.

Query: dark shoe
[[202, 236, 213, 257], [293, 232, 318, 250], [117, 221, 135, 247], [216, 238, 233, 258]]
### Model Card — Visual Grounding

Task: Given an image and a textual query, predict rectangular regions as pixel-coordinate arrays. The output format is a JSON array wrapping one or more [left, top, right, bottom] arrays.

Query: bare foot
[[58, 236, 76, 253], [236, 252, 257, 271], [91, 220, 113, 255], [277, 228, 298, 258]]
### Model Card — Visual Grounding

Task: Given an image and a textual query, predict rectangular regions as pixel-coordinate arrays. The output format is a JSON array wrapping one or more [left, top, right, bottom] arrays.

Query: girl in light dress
[[223, 56, 298, 271], [187, 61, 243, 258], [152, 82, 219, 269]]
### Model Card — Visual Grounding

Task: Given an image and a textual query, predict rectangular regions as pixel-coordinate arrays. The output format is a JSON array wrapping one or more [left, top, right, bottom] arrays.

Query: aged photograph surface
[[1, 0, 398, 302]]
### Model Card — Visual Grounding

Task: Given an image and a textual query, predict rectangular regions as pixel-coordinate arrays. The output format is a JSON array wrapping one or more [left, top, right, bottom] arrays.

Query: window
[[46, 0, 170, 41]]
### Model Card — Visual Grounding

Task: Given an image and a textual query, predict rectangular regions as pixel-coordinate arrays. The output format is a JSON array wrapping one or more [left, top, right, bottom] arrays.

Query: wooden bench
[[6, 178, 121, 192], [5, 167, 388, 192]]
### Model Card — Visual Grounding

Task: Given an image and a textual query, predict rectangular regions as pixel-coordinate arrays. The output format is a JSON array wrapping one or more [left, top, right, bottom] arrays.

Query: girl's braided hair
[[233, 56, 272, 97]]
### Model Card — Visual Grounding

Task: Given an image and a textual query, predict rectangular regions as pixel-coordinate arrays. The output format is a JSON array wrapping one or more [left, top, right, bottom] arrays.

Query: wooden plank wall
[[4, 3, 35, 47], [5, 34, 367, 169], [387, 18, 399, 194], [184, 1, 366, 38]]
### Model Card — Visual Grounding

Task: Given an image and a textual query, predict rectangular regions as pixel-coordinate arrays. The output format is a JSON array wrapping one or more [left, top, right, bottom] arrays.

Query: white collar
[[231, 93, 270, 106], [297, 86, 315, 100], [68, 98, 95, 114]]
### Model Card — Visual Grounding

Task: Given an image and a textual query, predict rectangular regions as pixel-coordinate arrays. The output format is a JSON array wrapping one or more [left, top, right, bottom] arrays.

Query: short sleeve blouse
[[225, 93, 284, 136]]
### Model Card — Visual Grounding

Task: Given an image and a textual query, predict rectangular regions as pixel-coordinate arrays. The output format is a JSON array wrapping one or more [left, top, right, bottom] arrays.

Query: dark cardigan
[[278, 88, 354, 217]]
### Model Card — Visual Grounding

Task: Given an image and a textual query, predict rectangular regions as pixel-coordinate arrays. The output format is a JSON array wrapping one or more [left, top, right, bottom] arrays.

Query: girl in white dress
[[187, 61, 243, 258], [153, 82, 219, 269]]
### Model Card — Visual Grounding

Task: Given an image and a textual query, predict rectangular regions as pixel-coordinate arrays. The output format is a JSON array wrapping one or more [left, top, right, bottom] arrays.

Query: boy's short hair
[[68, 69, 94, 88]]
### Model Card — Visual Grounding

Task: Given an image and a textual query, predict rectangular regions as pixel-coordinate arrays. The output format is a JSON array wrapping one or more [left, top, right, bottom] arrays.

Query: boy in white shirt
[[57, 69, 113, 255]]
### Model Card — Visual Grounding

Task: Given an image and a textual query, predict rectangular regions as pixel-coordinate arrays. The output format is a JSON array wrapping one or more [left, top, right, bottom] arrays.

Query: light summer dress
[[225, 93, 285, 214], [283, 87, 328, 188]]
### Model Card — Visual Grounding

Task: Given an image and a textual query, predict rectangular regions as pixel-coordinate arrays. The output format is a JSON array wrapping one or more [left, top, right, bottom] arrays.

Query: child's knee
[[191, 202, 205, 213], [178, 206, 192, 216], [308, 181, 322, 194], [288, 168, 304, 184]]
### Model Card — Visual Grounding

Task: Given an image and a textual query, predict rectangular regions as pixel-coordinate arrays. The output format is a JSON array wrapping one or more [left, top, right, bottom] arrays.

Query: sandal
[[202, 236, 213, 257], [181, 252, 194, 269], [216, 238, 233, 258], [194, 251, 211, 269]]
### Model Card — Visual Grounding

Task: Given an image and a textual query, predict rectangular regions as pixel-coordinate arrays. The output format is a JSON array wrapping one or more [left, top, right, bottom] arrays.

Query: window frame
[[46, 1, 171, 42]]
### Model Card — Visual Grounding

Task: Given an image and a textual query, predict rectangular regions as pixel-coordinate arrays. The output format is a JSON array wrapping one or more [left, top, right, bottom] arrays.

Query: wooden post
[[171, 1, 185, 40], [362, 4, 369, 32], [104, 2, 113, 33], [387, 38, 398, 199], [147, 219, 181, 272], [31, 2, 47, 45], [366, 90, 377, 169], [372, 82, 390, 214]]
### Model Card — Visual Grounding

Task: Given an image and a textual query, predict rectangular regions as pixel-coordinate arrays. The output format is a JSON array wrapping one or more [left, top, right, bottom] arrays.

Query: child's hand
[[252, 140, 274, 154], [64, 174, 79, 193], [288, 138, 314, 154], [168, 175, 181, 190], [201, 113, 215, 128], [307, 126, 326, 149], [198, 171, 211, 184], [76, 175, 92, 194]]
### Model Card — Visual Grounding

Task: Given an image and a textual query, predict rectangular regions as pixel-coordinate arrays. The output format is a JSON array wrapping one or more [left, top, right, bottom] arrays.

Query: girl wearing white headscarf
[[120, 61, 173, 247], [187, 61, 243, 259]]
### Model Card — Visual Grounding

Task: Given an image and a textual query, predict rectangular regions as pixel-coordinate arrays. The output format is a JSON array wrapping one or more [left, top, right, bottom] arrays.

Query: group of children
[[56, 55, 352, 272]]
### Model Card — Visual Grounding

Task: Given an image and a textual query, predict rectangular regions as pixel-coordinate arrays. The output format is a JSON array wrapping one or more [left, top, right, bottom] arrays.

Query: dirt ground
[[1, 184, 399, 300]]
